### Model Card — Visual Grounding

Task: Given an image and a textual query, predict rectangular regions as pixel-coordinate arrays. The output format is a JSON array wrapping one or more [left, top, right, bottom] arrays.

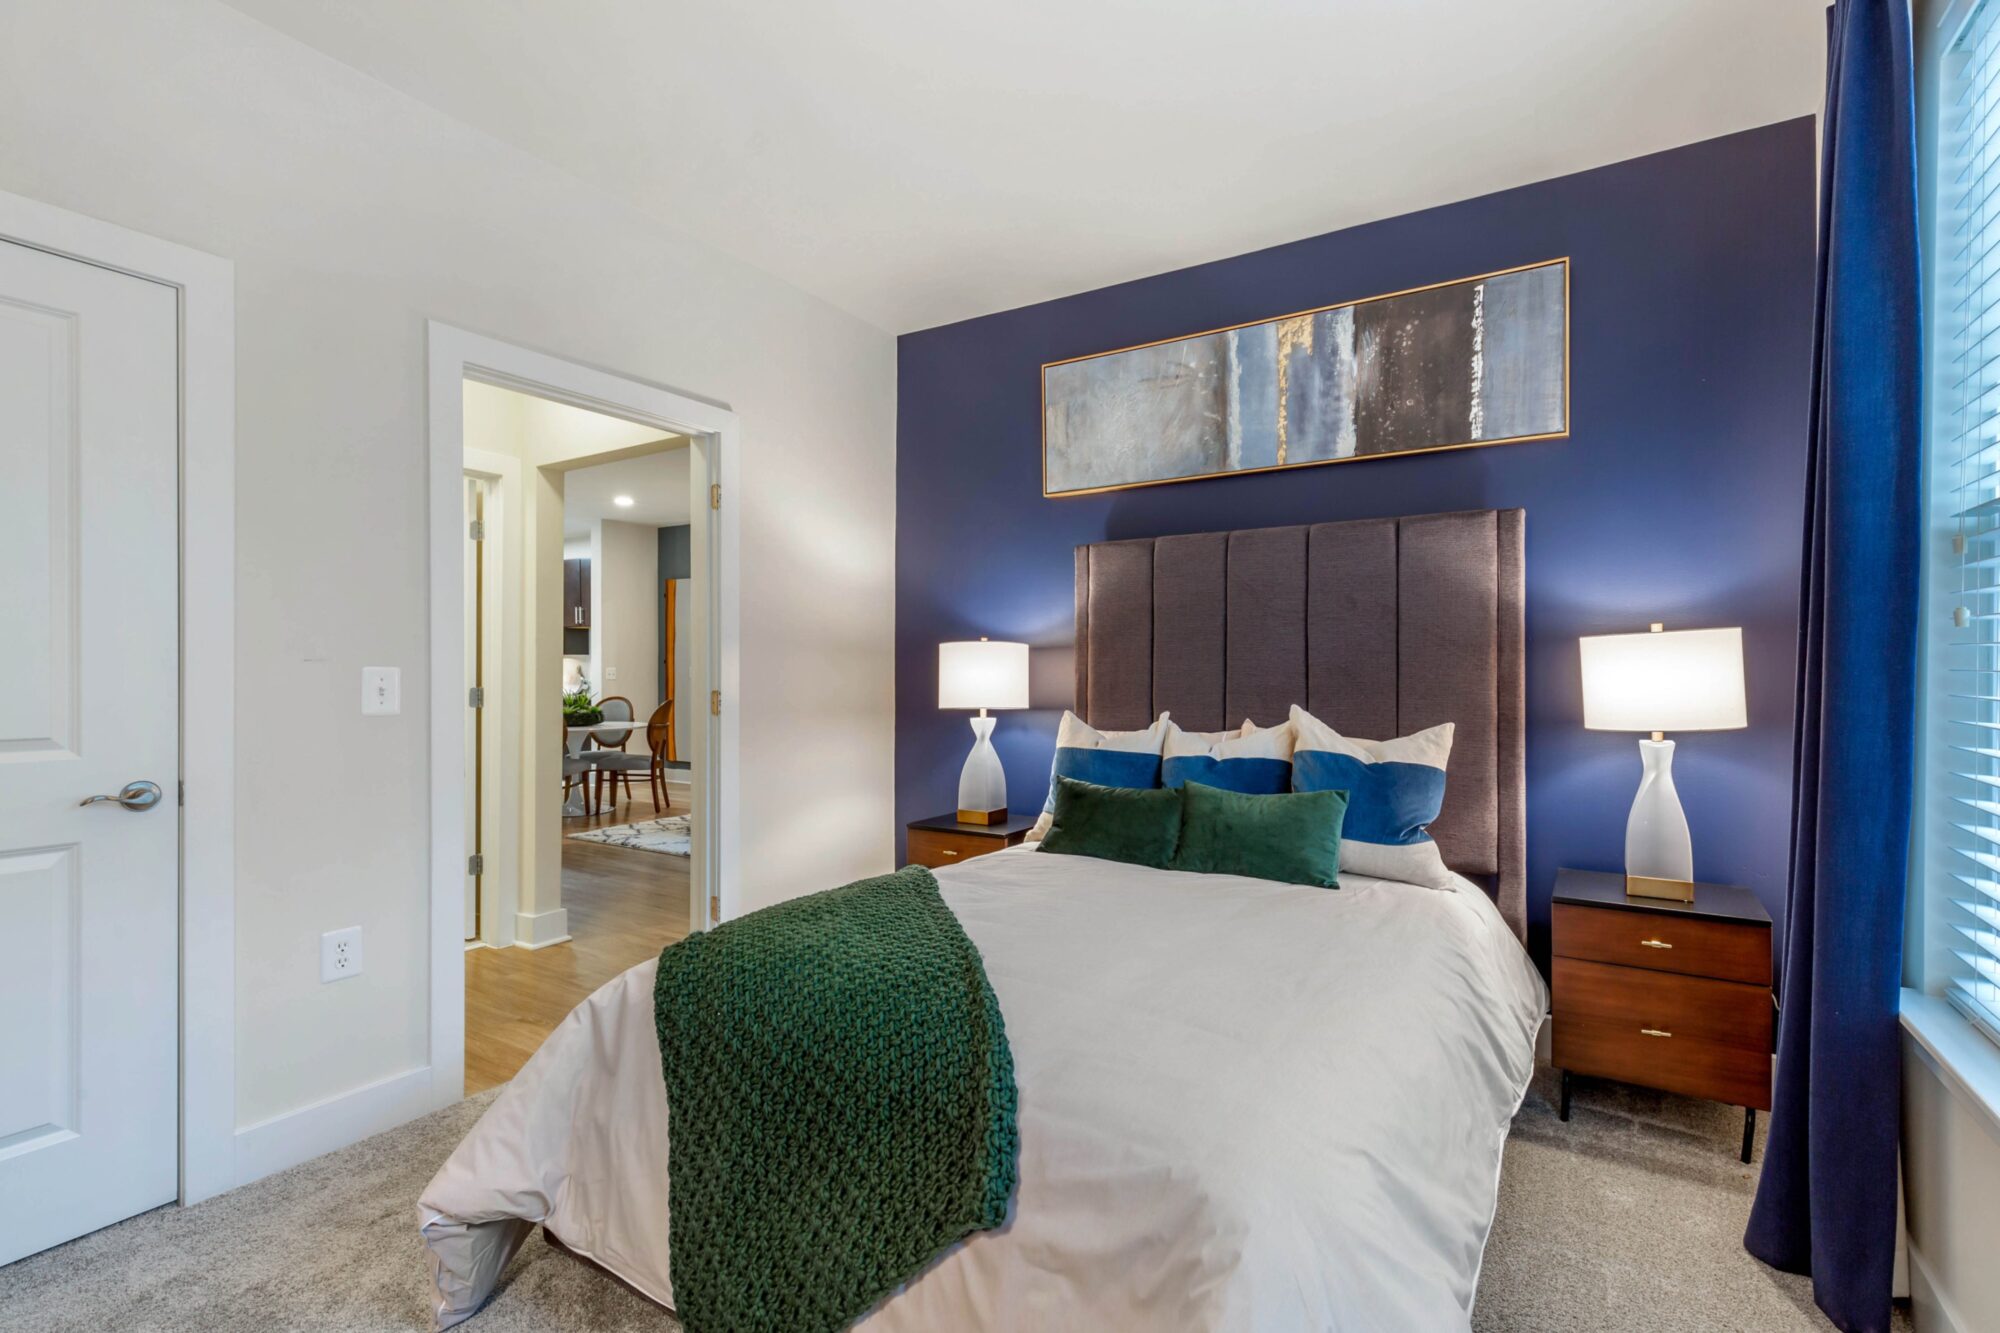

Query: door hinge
[[710, 482, 721, 510], [467, 853, 484, 876], [468, 686, 485, 708], [468, 519, 485, 541], [178, 780, 186, 808], [711, 689, 721, 716]]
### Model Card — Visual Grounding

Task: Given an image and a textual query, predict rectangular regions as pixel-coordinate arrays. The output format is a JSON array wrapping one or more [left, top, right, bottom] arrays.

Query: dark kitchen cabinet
[[563, 558, 591, 630]]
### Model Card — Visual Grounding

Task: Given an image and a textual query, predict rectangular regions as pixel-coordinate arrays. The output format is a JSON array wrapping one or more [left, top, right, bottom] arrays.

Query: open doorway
[[460, 382, 703, 1093], [428, 322, 739, 1101]]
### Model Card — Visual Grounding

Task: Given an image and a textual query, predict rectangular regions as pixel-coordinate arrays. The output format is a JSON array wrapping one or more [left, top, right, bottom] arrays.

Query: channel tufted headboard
[[1073, 508, 1526, 938]]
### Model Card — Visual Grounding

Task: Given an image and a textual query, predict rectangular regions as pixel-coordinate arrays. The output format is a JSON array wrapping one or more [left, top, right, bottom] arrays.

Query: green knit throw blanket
[[652, 864, 1019, 1333]]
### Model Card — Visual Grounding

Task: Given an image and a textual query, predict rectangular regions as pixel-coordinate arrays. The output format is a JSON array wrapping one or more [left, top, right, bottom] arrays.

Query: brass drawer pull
[[940, 849, 959, 857], [1640, 1028, 1672, 1038], [1639, 939, 1673, 949]]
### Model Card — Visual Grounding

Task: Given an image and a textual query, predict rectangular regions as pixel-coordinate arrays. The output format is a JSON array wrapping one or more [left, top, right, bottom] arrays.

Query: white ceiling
[[225, 0, 1825, 333], [563, 449, 692, 539]]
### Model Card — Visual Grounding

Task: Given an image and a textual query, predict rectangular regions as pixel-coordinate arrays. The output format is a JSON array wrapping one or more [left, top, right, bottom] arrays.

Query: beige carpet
[[0, 1068, 1910, 1332], [1483, 1070, 1912, 1332]]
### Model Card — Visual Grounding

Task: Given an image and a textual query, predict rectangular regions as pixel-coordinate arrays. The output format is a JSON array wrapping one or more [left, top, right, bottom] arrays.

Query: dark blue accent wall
[[895, 118, 1816, 962], [658, 524, 690, 707]]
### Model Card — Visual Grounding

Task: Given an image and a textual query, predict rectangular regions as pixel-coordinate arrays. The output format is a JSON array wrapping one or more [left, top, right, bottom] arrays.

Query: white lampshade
[[1580, 626, 1747, 733], [938, 639, 1030, 711]]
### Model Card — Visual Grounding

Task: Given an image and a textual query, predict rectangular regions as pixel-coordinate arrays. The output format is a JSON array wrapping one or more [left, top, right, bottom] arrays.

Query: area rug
[[568, 815, 690, 857]]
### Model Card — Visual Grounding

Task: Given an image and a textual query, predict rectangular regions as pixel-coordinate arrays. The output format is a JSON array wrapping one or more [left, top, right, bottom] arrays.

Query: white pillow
[[1027, 711, 1171, 841], [1162, 720, 1250, 751], [1289, 705, 1455, 888], [1162, 719, 1294, 794]]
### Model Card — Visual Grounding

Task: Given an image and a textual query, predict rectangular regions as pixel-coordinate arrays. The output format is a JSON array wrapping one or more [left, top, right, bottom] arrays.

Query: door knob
[[79, 780, 164, 811]]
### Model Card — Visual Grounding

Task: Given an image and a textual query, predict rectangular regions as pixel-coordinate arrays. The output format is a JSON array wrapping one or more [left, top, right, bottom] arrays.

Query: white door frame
[[426, 322, 740, 1101], [461, 446, 523, 948], [0, 188, 238, 1206]]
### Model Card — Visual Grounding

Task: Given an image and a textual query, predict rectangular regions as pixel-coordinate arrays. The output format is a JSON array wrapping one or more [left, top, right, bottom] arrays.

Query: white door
[[464, 475, 485, 941], [0, 238, 180, 1263]]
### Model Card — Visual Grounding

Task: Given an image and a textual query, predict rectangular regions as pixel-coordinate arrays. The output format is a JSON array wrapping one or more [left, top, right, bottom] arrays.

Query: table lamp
[[1578, 624, 1746, 901], [939, 638, 1030, 824]]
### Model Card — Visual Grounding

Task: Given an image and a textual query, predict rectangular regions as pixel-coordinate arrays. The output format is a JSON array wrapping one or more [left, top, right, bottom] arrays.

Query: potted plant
[[563, 682, 603, 727]]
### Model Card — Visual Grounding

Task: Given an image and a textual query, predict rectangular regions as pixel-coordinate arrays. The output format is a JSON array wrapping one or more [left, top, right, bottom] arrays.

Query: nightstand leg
[[1741, 1108, 1756, 1164], [1558, 1069, 1571, 1122]]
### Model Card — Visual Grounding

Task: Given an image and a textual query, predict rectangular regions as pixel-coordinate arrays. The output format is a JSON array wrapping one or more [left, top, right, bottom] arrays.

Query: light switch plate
[[361, 666, 400, 715], [321, 926, 363, 982]]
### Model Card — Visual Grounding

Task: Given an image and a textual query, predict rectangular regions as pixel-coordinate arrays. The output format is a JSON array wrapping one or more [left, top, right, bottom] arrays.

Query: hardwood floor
[[464, 784, 692, 1095]]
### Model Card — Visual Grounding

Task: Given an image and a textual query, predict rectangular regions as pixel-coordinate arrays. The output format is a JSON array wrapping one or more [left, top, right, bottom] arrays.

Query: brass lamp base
[[956, 806, 1008, 825], [1625, 873, 1696, 903]]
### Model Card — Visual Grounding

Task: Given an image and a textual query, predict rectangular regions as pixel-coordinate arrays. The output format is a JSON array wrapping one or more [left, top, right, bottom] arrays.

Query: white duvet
[[420, 847, 1546, 1331]]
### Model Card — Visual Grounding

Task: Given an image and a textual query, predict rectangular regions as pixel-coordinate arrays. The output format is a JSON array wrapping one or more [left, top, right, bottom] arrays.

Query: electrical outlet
[[605, 666, 618, 681], [321, 926, 363, 982], [361, 666, 400, 715]]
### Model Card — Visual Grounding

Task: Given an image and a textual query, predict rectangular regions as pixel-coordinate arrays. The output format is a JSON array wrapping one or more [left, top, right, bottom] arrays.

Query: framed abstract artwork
[[1041, 258, 1568, 497]]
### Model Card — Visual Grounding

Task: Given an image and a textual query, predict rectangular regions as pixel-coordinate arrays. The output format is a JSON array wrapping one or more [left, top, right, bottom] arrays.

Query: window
[[1929, 0, 2000, 1043]]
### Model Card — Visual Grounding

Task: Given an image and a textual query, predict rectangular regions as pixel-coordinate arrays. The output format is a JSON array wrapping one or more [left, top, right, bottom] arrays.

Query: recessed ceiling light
[[613, 494, 635, 507]]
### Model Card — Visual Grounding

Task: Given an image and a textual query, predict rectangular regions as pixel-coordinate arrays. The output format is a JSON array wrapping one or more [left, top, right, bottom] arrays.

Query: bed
[[420, 508, 1545, 1332]]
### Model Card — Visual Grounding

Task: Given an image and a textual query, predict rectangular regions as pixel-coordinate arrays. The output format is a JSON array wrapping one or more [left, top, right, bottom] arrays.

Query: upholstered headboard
[[1073, 508, 1526, 938]]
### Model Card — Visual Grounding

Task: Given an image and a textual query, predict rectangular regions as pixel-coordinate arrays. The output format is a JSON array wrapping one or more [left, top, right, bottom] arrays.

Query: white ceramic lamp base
[[957, 713, 1007, 824], [1624, 737, 1695, 901]]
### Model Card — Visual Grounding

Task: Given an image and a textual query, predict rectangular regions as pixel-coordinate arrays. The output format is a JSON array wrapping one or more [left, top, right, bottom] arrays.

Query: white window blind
[[1936, 0, 2000, 1044]]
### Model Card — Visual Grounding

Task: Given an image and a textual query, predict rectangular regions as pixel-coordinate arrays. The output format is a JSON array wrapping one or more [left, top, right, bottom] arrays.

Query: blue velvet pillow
[[1033, 711, 1171, 835], [1289, 705, 1454, 888]]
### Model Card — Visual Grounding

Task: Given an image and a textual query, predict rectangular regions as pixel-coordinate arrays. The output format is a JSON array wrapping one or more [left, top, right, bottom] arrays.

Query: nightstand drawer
[[1555, 903, 1772, 985], [907, 827, 1005, 868], [1553, 1010, 1772, 1110], [1554, 957, 1771, 1052]]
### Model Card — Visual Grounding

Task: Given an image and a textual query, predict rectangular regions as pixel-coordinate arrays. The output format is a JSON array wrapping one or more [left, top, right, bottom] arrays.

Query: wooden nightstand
[[906, 813, 1038, 869], [1551, 867, 1774, 1162]]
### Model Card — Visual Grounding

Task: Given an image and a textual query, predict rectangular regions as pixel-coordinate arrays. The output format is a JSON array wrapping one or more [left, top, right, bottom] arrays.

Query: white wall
[[1903, 1027, 2000, 1333], [592, 519, 662, 726], [0, 0, 896, 1151]]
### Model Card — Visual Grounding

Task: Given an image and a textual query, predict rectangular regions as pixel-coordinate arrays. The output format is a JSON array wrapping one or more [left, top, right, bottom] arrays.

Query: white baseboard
[[514, 906, 571, 949], [1909, 1244, 1968, 1333], [232, 1065, 435, 1188]]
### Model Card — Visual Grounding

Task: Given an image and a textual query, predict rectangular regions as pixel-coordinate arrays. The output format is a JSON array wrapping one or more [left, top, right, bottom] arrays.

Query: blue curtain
[[1743, 3, 1920, 1331]]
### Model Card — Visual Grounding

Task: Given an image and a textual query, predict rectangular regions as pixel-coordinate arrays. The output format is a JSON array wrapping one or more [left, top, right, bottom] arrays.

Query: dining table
[[563, 721, 638, 817]]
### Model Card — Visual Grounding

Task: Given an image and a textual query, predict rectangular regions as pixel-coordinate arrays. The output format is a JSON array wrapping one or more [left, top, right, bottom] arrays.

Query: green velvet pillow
[[1038, 774, 1184, 869], [1173, 780, 1348, 887]]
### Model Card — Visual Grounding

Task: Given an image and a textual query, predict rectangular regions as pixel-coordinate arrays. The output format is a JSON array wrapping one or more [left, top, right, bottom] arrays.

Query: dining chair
[[561, 713, 597, 816], [644, 700, 674, 812], [591, 696, 638, 809]]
